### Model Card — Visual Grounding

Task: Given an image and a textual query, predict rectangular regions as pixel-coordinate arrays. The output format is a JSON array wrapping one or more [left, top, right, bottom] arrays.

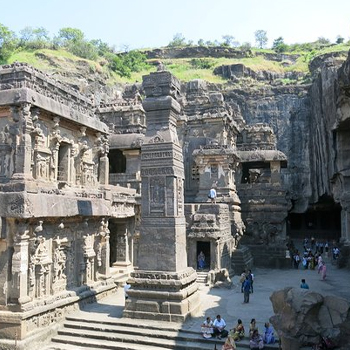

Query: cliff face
[[217, 52, 350, 214]]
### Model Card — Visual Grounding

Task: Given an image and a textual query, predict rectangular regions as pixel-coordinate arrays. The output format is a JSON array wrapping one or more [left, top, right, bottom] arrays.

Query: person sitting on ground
[[249, 318, 258, 338], [221, 336, 237, 350], [300, 278, 309, 289], [250, 329, 264, 349], [231, 319, 245, 341], [201, 316, 214, 339], [263, 322, 275, 344], [213, 314, 228, 339], [222, 332, 237, 350]]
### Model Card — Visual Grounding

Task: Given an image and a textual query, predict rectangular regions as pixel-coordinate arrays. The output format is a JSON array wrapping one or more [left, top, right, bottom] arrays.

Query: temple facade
[[1, 54, 349, 347]]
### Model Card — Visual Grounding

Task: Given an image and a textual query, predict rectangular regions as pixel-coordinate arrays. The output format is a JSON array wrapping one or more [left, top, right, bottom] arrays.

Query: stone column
[[123, 71, 200, 322], [112, 221, 132, 274], [341, 205, 350, 245], [11, 103, 33, 180], [9, 221, 31, 305], [99, 154, 109, 185]]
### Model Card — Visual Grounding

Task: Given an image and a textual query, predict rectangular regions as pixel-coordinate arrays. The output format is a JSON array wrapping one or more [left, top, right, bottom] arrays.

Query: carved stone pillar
[[11, 103, 33, 180], [9, 222, 31, 305], [96, 218, 111, 277], [112, 222, 132, 274], [99, 154, 109, 185], [124, 71, 200, 322]]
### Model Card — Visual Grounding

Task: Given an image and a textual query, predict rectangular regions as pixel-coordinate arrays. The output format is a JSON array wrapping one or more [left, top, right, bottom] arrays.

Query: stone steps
[[231, 245, 254, 273], [196, 271, 208, 284], [49, 316, 280, 350]]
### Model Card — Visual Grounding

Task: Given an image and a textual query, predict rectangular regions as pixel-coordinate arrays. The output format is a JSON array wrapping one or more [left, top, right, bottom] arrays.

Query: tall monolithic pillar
[[123, 71, 200, 321]]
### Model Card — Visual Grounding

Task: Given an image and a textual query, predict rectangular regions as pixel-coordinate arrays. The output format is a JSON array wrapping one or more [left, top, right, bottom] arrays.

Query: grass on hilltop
[[3, 44, 350, 85]]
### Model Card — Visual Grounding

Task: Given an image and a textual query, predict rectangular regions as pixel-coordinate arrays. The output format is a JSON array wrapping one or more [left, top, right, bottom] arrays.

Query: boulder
[[270, 287, 350, 349]]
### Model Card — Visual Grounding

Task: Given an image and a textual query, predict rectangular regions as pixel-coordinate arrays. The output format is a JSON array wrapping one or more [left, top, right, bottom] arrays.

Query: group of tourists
[[201, 315, 275, 349], [288, 237, 342, 282]]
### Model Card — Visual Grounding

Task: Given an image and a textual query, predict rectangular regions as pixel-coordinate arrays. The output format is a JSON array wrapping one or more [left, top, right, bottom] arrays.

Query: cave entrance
[[287, 196, 341, 240]]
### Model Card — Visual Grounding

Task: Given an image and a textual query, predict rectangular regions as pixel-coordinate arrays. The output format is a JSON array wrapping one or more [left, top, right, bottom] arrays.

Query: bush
[[0, 23, 17, 62], [109, 50, 148, 78], [68, 40, 98, 60], [190, 58, 215, 69]]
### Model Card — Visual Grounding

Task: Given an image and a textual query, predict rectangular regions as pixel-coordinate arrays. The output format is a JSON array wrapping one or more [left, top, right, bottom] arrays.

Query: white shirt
[[124, 283, 131, 297], [213, 318, 226, 329]]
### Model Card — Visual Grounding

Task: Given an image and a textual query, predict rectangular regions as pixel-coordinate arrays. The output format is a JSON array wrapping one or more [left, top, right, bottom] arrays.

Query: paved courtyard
[[70, 249, 350, 338]]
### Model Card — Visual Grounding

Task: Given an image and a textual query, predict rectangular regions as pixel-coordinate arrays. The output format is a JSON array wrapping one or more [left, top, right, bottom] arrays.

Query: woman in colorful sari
[[320, 261, 327, 280], [249, 319, 258, 338], [222, 333, 236, 350], [250, 329, 264, 349], [231, 319, 245, 341]]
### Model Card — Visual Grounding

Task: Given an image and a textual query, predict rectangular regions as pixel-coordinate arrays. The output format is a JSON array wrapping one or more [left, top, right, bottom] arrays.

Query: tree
[[197, 39, 205, 46], [222, 35, 235, 47], [336, 35, 345, 44], [316, 37, 330, 45], [19, 26, 50, 49], [254, 30, 268, 49], [0, 23, 17, 62], [57, 27, 84, 45], [167, 33, 186, 47], [272, 37, 288, 53], [110, 50, 148, 78], [240, 42, 252, 52]]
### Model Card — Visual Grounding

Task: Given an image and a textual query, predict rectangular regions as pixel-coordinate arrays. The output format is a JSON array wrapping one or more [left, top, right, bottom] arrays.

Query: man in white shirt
[[213, 314, 227, 339], [209, 187, 217, 204]]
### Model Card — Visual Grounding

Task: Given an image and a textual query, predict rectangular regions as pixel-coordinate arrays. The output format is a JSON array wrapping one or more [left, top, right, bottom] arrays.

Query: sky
[[1, 0, 350, 50]]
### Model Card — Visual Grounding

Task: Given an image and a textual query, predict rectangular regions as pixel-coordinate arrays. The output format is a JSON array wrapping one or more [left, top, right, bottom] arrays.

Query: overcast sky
[[2, 0, 350, 50]]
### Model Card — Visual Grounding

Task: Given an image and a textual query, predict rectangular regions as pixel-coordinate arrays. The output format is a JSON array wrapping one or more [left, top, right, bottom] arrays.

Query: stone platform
[[38, 248, 350, 350]]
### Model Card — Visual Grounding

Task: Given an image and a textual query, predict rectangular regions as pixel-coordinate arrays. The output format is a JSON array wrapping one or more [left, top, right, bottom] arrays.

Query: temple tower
[[123, 71, 200, 321]]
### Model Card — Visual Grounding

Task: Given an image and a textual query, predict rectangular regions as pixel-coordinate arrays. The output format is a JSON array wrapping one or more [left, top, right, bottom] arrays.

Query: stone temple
[[0, 49, 350, 348]]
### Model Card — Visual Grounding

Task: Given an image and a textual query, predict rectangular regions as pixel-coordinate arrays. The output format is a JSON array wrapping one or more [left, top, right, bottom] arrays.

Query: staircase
[[48, 316, 280, 350], [231, 245, 254, 274], [196, 270, 208, 284]]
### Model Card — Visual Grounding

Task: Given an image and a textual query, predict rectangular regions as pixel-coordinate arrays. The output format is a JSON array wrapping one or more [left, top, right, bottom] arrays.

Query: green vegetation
[[1, 23, 349, 85]]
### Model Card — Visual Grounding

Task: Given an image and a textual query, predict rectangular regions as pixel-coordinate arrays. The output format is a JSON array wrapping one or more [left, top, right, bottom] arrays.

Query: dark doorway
[[109, 149, 126, 173], [109, 220, 117, 267], [196, 241, 210, 270], [287, 200, 341, 240], [57, 143, 70, 182]]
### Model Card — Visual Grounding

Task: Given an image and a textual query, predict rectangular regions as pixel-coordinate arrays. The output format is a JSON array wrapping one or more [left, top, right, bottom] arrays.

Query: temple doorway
[[196, 241, 210, 270]]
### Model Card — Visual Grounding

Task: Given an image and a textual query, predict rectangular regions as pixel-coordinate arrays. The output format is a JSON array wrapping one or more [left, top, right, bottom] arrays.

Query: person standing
[[247, 269, 254, 293], [209, 186, 217, 204], [319, 262, 327, 280], [198, 251, 205, 269], [243, 276, 251, 303]]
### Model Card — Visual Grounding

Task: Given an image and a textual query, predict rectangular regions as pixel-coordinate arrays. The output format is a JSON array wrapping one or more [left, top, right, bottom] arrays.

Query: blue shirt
[[300, 282, 309, 289]]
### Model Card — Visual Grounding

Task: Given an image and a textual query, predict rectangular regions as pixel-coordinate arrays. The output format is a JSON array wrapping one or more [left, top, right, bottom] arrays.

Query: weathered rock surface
[[270, 287, 350, 349]]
